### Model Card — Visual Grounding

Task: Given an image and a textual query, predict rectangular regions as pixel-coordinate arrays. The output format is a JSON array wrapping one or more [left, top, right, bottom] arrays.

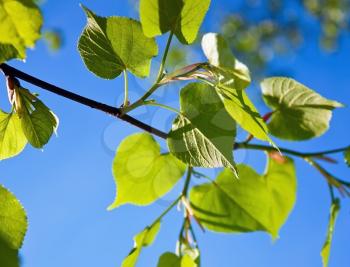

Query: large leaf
[[201, 33, 251, 90], [321, 199, 340, 267], [78, 6, 158, 79], [190, 156, 296, 238], [344, 147, 350, 167], [108, 133, 186, 208], [261, 77, 343, 140], [121, 221, 161, 267], [0, 110, 27, 160], [167, 83, 238, 177], [16, 88, 58, 149], [0, 185, 27, 250], [157, 252, 197, 267], [140, 0, 211, 44], [0, 0, 42, 59]]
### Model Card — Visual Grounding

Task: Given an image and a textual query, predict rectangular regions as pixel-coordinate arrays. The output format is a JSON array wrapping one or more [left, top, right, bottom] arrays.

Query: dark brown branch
[[0, 63, 168, 139]]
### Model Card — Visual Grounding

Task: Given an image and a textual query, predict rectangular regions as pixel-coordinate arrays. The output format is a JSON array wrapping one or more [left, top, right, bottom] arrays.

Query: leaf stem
[[123, 70, 129, 107], [150, 194, 182, 228], [182, 167, 193, 197], [156, 31, 174, 83]]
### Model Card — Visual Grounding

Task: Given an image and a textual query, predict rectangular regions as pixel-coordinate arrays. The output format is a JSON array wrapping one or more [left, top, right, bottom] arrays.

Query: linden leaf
[[108, 133, 186, 208], [261, 77, 343, 140], [140, 0, 211, 44], [190, 156, 296, 238], [78, 6, 158, 79]]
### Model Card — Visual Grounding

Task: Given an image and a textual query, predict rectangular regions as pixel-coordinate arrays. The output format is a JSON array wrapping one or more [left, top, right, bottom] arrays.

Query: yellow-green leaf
[[78, 6, 158, 79], [0, 0, 42, 60], [121, 221, 161, 267], [140, 0, 211, 44], [190, 156, 296, 238], [321, 199, 340, 267], [0, 110, 27, 160], [108, 133, 186, 209]]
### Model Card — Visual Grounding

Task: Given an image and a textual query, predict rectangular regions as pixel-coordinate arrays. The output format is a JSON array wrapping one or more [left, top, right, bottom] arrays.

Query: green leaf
[[321, 199, 340, 267], [17, 88, 58, 148], [157, 253, 197, 267], [190, 156, 297, 238], [78, 6, 158, 79], [0, 184, 27, 250], [0, 110, 27, 160], [121, 221, 161, 267], [0, 239, 19, 267], [0, 0, 42, 59], [108, 133, 186, 209], [201, 33, 251, 90], [261, 77, 343, 140], [344, 147, 350, 167], [140, 0, 211, 44], [0, 44, 19, 63], [167, 83, 238, 177], [215, 87, 270, 142]]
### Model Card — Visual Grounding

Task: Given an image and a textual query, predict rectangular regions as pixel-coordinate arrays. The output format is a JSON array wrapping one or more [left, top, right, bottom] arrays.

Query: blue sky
[[1, 0, 350, 266]]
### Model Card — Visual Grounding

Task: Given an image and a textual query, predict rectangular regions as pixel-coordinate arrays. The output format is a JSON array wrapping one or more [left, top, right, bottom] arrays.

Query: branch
[[0, 63, 168, 139]]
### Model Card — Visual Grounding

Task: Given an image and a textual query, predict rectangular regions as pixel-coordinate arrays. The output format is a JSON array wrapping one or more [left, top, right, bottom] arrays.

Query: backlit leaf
[[140, 0, 211, 44], [121, 221, 161, 267], [261, 77, 343, 140], [344, 147, 350, 167], [157, 252, 197, 267], [0, 0, 42, 60], [201, 33, 251, 90], [78, 6, 158, 79], [108, 133, 186, 208], [321, 199, 340, 267], [0, 110, 27, 160], [190, 156, 296, 238], [167, 83, 238, 177]]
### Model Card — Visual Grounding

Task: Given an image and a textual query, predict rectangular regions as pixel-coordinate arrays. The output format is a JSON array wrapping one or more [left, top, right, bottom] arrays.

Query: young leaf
[[261, 77, 343, 140], [189, 156, 296, 238], [140, 0, 211, 44], [121, 222, 161, 267], [157, 252, 197, 267], [17, 88, 58, 149], [215, 86, 271, 142], [0, 184, 27, 250], [108, 133, 186, 209], [167, 83, 238, 177], [344, 147, 350, 167], [0, 0, 42, 59], [201, 33, 251, 90], [0, 110, 27, 160], [321, 199, 340, 267], [78, 6, 158, 79]]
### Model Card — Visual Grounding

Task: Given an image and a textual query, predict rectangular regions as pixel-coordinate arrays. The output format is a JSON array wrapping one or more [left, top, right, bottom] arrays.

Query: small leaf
[[78, 6, 158, 79], [140, 0, 211, 44], [261, 77, 343, 140], [0, 239, 19, 267], [157, 252, 197, 267], [321, 199, 340, 267], [108, 133, 186, 209], [121, 221, 161, 267], [0, 110, 27, 160], [0, 184, 27, 250], [0, 0, 42, 60], [201, 33, 251, 90], [190, 156, 297, 238], [344, 147, 350, 167], [167, 83, 238, 177], [16, 87, 58, 148]]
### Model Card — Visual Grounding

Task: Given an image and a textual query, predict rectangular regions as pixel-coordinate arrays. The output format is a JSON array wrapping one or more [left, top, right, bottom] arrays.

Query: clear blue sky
[[1, 1, 350, 266]]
